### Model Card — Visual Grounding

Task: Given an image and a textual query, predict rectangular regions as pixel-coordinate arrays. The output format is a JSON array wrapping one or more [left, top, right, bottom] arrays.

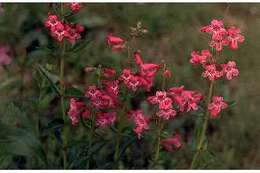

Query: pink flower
[[202, 64, 223, 81], [221, 61, 239, 80], [95, 112, 117, 128], [64, 24, 81, 44], [69, 3, 81, 13], [140, 63, 160, 77], [84, 66, 96, 73], [0, 45, 11, 66], [190, 49, 212, 65], [168, 86, 203, 112], [161, 133, 182, 152], [102, 68, 116, 78], [50, 22, 66, 42], [208, 96, 228, 118], [147, 91, 177, 120], [44, 14, 58, 29], [107, 34, 124, 45], [85, 85, 118, 109], [112, 44, 126, 52], [134, 51, 143, 65], [102, 80, 119, 97], [159, 97, 173, 110], [200, 19, 227, 42], [128, 110, 150, 139], [156, 109, 177, 120], [85, 85, 101, 99], [68, 98, 86, 126], [147, 91, 167, 104], [227, 26, 245, 50], [82, 110, 91, 119]]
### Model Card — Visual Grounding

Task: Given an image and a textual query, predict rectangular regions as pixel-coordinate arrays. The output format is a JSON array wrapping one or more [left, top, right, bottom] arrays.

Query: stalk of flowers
[[190, 19, 244, 169], [43, 3, 84, 169]]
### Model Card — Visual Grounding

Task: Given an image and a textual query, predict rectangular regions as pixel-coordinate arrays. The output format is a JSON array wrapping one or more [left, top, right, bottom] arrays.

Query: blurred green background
[[0, 3, 260, 169]]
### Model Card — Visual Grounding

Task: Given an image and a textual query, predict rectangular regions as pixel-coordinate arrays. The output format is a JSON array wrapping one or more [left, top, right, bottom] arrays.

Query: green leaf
[[0, 123, 47, 166], [36, 65, 61, 96], [65, 87, 84, 97], [41, 118, 64, 137]]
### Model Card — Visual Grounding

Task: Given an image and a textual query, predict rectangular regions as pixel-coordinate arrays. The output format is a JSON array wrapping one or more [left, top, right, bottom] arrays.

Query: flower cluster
[[191, 19, 244, 118], [128, 110, 150, 138], [119, 51, 160, 91], [201, 19, 245, 51], [68, 79, 119, 128], [67, 98, 89, 126], [44, 14, 84, 43], [208, 96, 228, 119], [69, 2, 81, 13], [147, 86, 202, 120]]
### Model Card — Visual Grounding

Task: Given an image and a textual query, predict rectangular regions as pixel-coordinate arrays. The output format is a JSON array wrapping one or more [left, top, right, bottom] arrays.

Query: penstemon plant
[[39, 3, 245, 169]]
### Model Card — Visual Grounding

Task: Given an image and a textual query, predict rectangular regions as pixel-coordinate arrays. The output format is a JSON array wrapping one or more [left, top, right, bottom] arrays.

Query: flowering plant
[[0, 3, 245, 169]]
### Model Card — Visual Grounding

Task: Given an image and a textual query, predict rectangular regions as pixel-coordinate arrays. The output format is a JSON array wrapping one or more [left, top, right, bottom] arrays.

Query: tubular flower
[[85, 85, 118, 109], [107, 34, 125, 52], [67, 98, 86, 126], [119, 52, 160, 92], [128, 110, 150, 139], [147, 91, 176, 120], [102, 68, 116, 78], [208, 96, 228, 118], [201, 19, 244, 51], [227, 26, 245, 50], [202, 64, 223, 81], [161, 133, 182, 152], [221, 61, 239, 80], [95, 112, 117, 128], [190, 49, 212, 65], [44, 14, 84, 43], [167, 86, 203, 113]]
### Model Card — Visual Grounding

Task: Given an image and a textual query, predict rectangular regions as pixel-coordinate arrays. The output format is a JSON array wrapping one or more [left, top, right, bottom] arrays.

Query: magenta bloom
[[161, 133, 182, 152], [190, 49, 212, 65], [168, 86, 203, 113], [0, 45, 11, 66], [69, 3, 81, 13], [44, 14, 83, 43], [147, 91, 176, 120], [208, 96, 228, 118], [134, 51, 143, 65], [227, 26, 245, 50], [202, 64, 223, 81], [68, 98, 86, 126], [103, 68, 116, 78], [107, 34, 124, 45], [128, 110, 150, 139], [95, 112, 117, 128], [221, 61, 239, 80], [156, 109, 176, 120]]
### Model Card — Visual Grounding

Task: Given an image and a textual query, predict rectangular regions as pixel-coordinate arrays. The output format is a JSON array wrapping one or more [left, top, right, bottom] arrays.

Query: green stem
[[114, 103, 127, 168], [190, 81, 214, 169], [152, 119, 164, 167], [59, 3, 67, 169], [86, 112, 96, 169]]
